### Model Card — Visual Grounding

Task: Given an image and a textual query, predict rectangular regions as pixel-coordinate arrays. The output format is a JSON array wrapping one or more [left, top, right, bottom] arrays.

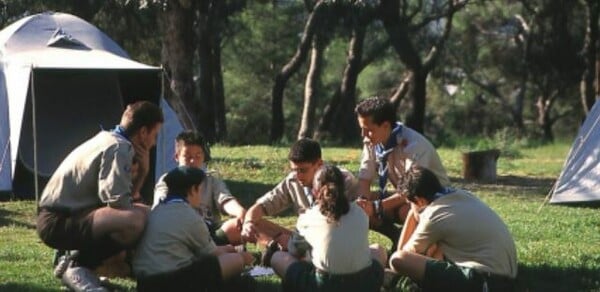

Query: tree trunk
[[337, 25, 365, 143], [197, 11, 217, 142], [212, 30, 227, 142], [580, 0, 599, 113], [406, 69, 426, 133], [161, 0, 197, 130], [536, 93, 556, 142], [271, 0, 327, 143], [298, 33, 325, 140]]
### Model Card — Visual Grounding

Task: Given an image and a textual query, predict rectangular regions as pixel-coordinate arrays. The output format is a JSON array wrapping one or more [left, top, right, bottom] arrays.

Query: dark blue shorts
[[283, 260, 383, 292]]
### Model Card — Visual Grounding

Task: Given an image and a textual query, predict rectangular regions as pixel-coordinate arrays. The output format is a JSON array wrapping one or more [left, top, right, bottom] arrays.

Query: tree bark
[[161, 0, 197, 130], [271, 0, 327, 143], [580, 0, 599, 113], [298, 33, 325, 140]]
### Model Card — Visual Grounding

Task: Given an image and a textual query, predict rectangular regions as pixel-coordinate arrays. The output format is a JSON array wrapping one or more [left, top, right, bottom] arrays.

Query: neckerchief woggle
[[374, 122, 403, 200]]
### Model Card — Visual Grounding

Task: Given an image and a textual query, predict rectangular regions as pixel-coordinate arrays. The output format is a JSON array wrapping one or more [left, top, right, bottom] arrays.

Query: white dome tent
[[0, 12, 183, 201]]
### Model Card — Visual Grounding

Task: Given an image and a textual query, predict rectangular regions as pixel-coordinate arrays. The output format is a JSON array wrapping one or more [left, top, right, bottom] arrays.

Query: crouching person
[[270, 165, 386, 292], [133, 166, 255, 292], [389, 165, 517, 292]]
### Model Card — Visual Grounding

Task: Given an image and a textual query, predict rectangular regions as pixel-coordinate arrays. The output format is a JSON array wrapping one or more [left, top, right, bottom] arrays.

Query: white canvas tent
[[0, 12, 182, 200], [549, 100, 600, 204]]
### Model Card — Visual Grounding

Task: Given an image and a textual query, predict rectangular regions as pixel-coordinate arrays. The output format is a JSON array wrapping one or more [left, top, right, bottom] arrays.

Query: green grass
[[1, 142, 599, 291]]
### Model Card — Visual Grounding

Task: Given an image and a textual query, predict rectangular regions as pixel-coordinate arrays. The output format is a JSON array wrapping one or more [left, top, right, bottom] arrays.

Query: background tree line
[[1, 0, 598, 146]]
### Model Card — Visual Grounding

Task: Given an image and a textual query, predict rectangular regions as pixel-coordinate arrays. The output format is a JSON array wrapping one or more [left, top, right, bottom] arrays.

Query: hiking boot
[[54, 251, 79, 279], [61, 266, 109, 292], [260, 240, 281, 267]]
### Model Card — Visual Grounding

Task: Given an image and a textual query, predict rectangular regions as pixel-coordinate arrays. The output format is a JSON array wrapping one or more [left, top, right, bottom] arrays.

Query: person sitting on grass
[[269, 165, 386, 292], [153, 130, 247, 246], [241, 138, 359, 264], [388, 165, 517, 292], [354, 96, 450, 253], [133, 166, 255, 292]]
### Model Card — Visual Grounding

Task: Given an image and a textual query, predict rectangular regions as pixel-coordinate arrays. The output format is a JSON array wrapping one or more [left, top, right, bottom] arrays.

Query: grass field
[[1, 142, 599, 291]]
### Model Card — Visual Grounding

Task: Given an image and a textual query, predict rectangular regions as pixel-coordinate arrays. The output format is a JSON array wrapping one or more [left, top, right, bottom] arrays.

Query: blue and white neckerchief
[[304, 187, 315, 207], [433, 187, 455, 201], [374, 123, 403, 200], [160, 194, 188, 204], [111, 125, 130, 141]]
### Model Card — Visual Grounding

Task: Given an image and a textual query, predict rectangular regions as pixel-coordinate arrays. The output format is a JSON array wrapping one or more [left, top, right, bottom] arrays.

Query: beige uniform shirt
[[296, 203, 372, 274], [405, 189, 518, 278], [153, 171, 235, 225], [256, 167, 359, 216], [133, 200, 216, 277], [39, 131, 133, 211], [358, 123, 450, 191]]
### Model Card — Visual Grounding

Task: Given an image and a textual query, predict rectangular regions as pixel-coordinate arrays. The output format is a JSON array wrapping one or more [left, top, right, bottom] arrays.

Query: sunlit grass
[[1, 142, 598, 291]]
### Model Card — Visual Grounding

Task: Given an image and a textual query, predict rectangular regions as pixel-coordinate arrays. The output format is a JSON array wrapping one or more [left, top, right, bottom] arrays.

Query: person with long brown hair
[[270, 165, 386, 292]]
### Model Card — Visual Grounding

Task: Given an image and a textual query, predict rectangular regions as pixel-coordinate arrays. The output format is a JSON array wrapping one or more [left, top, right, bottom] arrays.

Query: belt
[[315, 264, 372, 282]]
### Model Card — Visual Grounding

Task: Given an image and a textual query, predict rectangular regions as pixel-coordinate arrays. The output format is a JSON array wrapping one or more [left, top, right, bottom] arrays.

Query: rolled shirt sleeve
[[98, 143, 134, 209], [256, 173, 297, 216]]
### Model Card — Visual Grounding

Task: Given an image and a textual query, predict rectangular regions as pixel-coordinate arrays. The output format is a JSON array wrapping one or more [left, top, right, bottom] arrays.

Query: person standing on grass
[[389, 165, 517, 292], [241, 138, 359, 264], [133, 166, 255, 292], [37, 101, 163, 292], [153, 130, 247, 246], [270, 165, 386, 292], [354, 96, 450, 252]]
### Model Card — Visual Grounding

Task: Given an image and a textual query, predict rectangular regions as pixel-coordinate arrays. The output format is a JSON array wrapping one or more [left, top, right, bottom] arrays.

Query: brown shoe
[[260, 240, 281, 267]]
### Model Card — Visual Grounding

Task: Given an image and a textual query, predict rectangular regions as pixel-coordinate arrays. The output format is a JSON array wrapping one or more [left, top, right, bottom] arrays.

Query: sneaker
[[260, 240, 281, 267], [61, 266, 109, 292], [382, 268, 400, 291]]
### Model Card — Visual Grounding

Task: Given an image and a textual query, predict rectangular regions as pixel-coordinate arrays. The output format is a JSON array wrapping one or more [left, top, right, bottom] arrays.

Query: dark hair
[[288, 138, 321, 163], [120, 101, 164, 136], [354, 96, 396, 126], [399, 165, 443, 203], [164, 166, 206, 197], [175, 130, 211, 162], [315, 165, 349, 222]]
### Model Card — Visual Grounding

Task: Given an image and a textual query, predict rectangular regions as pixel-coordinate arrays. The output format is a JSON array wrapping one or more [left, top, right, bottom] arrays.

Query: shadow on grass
[[0, 207, 36, 229], [451, 175, 556, 188], [224, 180, 272, 208], [516, 264, 600, 292], [0, 283, 58, 292]]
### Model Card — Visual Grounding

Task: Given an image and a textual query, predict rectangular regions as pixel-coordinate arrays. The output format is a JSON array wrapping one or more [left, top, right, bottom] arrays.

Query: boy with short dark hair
[[134, 166, 254, 292], [153, 130, 246, 245]]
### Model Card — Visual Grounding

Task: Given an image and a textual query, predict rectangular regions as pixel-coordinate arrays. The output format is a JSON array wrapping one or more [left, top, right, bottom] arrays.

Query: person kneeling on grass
[[270, 165, 386, 292], [388, 165, 517, 292], [133, 166, 255, 292]]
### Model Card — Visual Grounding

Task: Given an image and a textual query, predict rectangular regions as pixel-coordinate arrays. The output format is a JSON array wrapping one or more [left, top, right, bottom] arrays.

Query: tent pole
[[30, 67, 40, 208]]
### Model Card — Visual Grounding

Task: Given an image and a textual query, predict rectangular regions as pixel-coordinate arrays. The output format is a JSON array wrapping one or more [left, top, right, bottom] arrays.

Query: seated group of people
[[36, 97, 517, 292]]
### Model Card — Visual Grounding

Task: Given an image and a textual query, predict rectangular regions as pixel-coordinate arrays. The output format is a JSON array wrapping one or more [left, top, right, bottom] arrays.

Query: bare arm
[[241, 203, 266, 241], [223, 199, 247, 230]]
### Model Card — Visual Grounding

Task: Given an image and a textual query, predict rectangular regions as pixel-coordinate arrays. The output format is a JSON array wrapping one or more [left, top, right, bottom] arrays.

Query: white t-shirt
[[296, 203, 372, 274]]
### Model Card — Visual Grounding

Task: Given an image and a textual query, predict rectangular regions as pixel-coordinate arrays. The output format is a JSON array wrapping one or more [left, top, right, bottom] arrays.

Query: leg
[[369, 243, 388, 267], [220, 218, 243, 246], [217, 253, 246, 280], [270, 251, 299, 278], [371, 216, 401, 252], [389, 250, 429, 282], [92, 203, 149, 247]]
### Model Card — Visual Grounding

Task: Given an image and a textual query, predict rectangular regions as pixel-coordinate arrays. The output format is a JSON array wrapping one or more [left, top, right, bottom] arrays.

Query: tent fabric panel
[[550, 101, 600, 204], [6, 48, 157, 70], [0, 69, 10, 191], [155, 98, 183, 182], [5, 64, 31, 180], [1, 12, 129, 57], [18, 70, 124, 176]]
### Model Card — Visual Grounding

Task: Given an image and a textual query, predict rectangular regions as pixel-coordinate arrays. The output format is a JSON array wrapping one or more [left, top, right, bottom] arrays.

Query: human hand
[[356, 198, 374, 217], [236, 210, 247, 231], [241, 220, 257, 242]]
